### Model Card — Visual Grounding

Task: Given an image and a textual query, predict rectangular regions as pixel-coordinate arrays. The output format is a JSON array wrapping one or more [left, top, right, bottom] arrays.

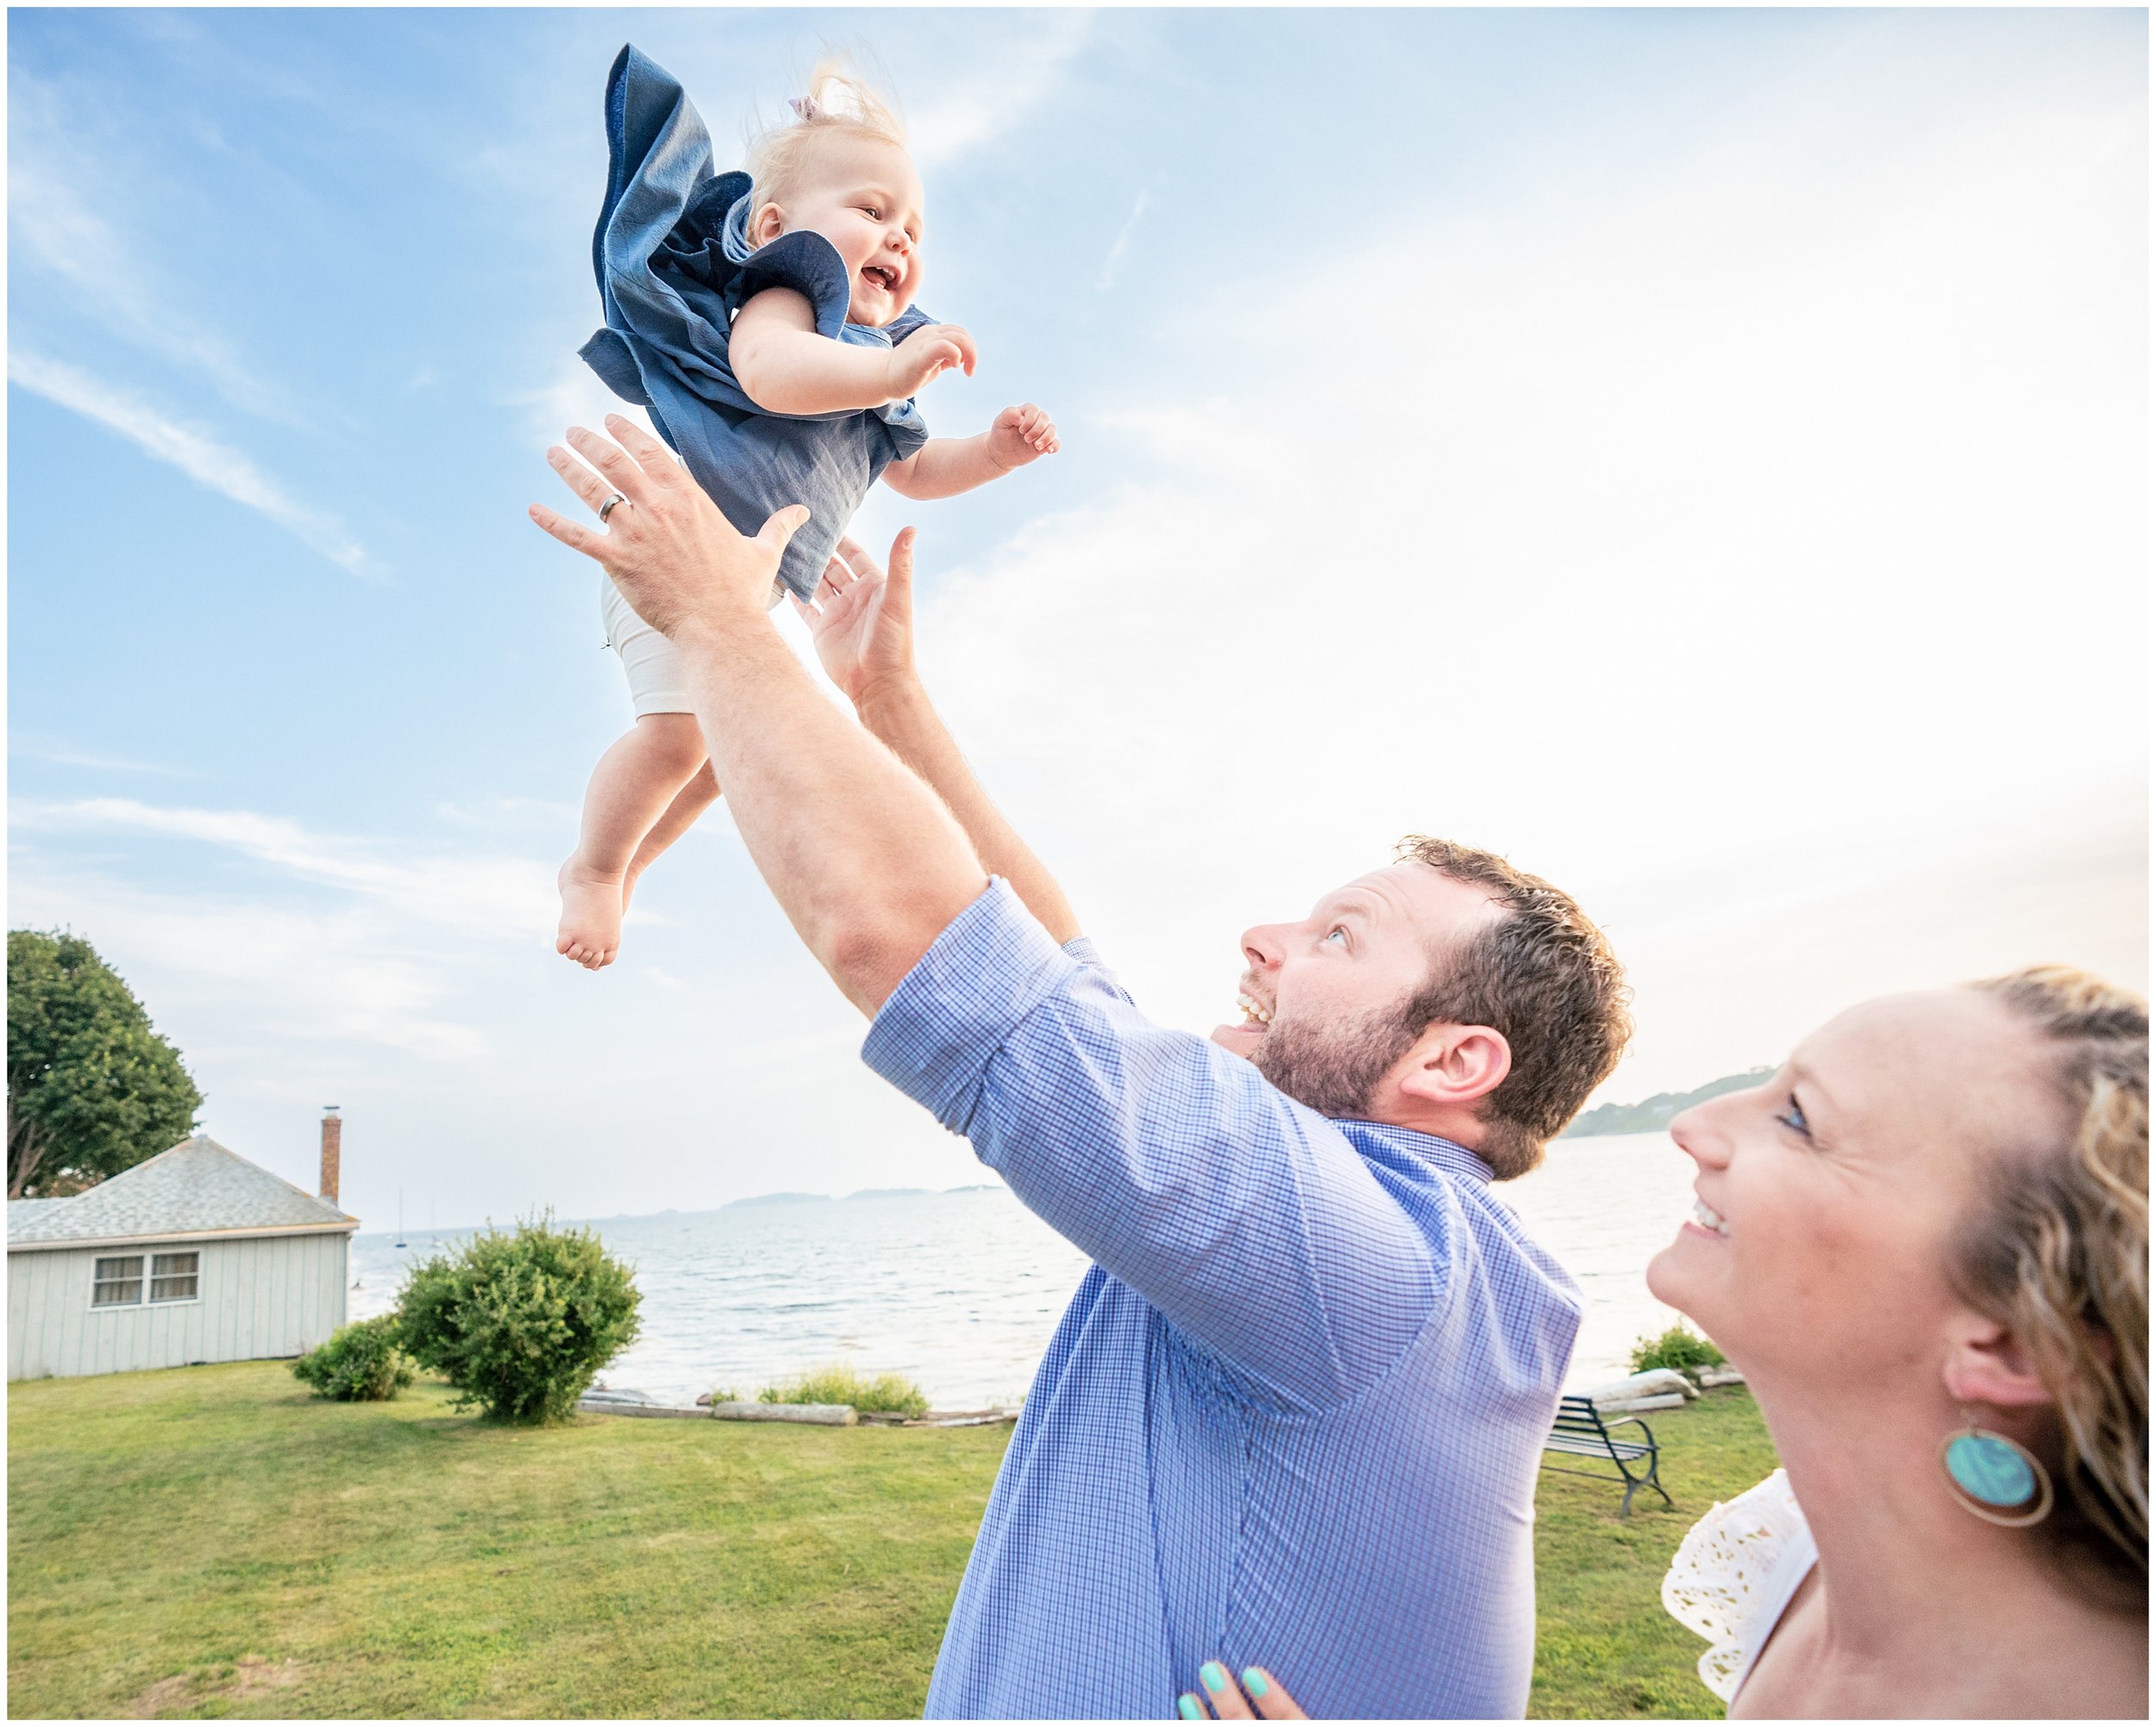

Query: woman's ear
[[1941, 1313, 2054, 1409]]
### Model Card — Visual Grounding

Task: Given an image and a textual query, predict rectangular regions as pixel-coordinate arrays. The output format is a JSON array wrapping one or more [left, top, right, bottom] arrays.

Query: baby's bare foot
[[557, 857, 625, 970]]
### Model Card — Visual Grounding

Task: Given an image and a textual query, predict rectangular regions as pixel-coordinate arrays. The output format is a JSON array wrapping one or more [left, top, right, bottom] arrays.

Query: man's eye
[[1324, 927, 1348, 945], [1777, 1095, 1810, 1138]]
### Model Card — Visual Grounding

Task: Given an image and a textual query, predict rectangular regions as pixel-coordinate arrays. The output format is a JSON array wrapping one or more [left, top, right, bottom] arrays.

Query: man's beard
[[1250, 1003, 1419, 1120]]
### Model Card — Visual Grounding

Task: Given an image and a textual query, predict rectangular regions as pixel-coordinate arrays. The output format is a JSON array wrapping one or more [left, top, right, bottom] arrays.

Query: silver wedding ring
[[599, 493, 627, 523]]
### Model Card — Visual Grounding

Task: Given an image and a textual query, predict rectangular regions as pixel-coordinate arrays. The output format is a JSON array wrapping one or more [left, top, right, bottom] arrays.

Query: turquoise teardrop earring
[[1939, 1408, 2054, 1527]]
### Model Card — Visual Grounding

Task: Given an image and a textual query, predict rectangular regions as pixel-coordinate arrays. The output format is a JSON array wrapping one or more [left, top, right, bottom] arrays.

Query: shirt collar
[[1334, 1118, 1497, 1186]]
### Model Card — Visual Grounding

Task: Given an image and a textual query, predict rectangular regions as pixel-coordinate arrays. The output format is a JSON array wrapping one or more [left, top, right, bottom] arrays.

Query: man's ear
[[1941, 1312, 2055, 1410], [1395, 1023, 1512, 1111]]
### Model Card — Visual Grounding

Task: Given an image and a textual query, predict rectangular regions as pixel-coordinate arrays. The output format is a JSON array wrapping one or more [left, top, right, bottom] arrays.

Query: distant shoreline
[[1561, 1068, 1772, 1139]]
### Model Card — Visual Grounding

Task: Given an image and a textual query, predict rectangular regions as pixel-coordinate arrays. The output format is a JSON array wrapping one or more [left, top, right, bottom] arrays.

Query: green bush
[[757, 1364, 929, 1420], [1629, 1322, 1727, 1383], [397, 1217, 641, 1424], [291, 1316, 416, 1402]]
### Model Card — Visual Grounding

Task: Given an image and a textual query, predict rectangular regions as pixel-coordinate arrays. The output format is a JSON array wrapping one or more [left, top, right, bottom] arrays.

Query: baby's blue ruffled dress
[[579, 45, 934, 604]]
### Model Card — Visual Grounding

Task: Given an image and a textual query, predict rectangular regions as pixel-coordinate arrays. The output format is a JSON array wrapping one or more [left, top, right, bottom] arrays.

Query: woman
[[1181, 967, 2147, 1719]]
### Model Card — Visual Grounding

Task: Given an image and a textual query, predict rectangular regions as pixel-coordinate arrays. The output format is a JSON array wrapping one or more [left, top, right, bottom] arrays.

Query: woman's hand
[[530, 415, 806, 638], [1177, 1663, 1305, 1721], [794, 528, 920, 710]]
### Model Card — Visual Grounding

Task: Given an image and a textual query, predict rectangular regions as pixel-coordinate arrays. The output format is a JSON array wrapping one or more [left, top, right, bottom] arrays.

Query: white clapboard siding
[[7, 1232, 349, 1380]]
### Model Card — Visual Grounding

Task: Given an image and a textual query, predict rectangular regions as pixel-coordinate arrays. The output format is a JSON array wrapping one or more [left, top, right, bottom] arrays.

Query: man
[[531, 420, 1633, 1718]]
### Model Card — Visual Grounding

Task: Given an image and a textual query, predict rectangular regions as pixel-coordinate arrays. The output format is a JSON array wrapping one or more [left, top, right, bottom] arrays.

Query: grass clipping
[[752, 1364, 929, 1420]]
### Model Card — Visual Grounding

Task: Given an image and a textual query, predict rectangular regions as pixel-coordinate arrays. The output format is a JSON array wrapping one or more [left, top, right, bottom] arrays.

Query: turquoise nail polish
[[1200, 1663, 1229, 1693], [1178, 1695, 1203, 1720], [1243, 1670, 1270, 1698]]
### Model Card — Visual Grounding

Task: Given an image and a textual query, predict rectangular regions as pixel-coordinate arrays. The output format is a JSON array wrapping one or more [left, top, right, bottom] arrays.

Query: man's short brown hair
[[1394, 836, 1633, 1180]]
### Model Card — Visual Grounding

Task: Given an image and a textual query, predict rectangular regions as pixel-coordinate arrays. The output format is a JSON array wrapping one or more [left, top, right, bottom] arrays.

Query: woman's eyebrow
[[1786, 1060, 1839, 1117]]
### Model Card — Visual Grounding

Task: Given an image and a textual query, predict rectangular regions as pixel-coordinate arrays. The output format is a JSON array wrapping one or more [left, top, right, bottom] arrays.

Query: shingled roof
[[7, 1136, 357, 1250]]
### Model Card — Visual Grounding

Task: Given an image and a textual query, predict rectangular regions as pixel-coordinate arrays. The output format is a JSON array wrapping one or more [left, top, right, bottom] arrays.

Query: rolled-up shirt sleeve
[[862, 879, 1442, 1411]]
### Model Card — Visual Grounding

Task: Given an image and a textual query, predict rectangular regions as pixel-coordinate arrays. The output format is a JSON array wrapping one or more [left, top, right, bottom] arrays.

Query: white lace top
[[1661, 1470, 1818, 1705]]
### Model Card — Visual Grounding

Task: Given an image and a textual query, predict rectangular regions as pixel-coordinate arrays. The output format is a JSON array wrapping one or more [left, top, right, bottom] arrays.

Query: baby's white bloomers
[[600, 575, 693, 717]]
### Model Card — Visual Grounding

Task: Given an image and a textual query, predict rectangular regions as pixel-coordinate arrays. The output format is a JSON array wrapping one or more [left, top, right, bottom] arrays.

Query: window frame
[[91, 1255, 146, 1310], [89, 1247, 204, 1311], [149, 1250, 201, 1304]]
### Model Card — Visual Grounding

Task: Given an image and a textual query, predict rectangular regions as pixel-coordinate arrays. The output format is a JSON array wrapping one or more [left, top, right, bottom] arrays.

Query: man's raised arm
[[793, 529, 1080, 947], [530, 416, 987, 1013], [531, 426, 1446, 1411]]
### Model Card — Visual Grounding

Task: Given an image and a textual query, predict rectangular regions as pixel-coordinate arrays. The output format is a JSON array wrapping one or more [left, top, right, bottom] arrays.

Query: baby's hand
[[885, 323, 978, 401], [985, 404, 1060, 470]]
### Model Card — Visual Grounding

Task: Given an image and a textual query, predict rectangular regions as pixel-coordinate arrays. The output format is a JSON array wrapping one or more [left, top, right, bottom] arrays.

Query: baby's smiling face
[[749, 135, 925, 329]]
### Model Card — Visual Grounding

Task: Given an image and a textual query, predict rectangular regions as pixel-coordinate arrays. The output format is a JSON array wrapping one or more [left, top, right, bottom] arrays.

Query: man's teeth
[[1236, 992, 1272, 1026], [1693, 1198, 1730, 1238]]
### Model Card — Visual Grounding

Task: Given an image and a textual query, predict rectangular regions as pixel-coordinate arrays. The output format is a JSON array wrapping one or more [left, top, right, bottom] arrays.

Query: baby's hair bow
[[788, 95, 822, 122]]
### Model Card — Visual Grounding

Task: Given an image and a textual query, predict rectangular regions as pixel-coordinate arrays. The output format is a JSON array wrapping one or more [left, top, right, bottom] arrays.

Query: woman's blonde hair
[[1953, 965, 2148, 1579], [744, 57, 908, 227]]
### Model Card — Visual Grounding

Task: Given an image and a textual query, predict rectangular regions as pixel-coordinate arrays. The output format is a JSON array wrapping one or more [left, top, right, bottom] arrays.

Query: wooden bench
[[1541, 1393, 1673, 1516]]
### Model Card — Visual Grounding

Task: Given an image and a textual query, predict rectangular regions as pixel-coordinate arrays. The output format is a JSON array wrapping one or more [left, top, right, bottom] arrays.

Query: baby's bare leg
[[558, 714, 709, 969], [621, 762, 721, 917]]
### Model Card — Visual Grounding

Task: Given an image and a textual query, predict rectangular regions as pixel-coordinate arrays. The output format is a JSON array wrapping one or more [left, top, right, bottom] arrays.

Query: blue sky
[[9, 9, 2146, 1230]]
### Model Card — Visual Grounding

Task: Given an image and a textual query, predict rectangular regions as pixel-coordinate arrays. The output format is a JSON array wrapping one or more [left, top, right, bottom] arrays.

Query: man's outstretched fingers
[[529, 502, 604, 560], [564, 425, 649, 499], [603, 413, 682, 484], [547, 445, 614, 513], [755, 503, 812, 560], [885, 525, 918, 595]]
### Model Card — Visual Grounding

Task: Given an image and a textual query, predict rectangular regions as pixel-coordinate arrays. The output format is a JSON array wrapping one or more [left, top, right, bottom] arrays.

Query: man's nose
[[1241, 924, 1284, 973]]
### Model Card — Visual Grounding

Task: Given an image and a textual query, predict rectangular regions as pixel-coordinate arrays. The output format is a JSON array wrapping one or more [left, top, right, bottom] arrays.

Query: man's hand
[[794, 529, 920, 709], [529, 416, 808, 637], [883, 322, 978, 400], [984, 403, 1060, 469]]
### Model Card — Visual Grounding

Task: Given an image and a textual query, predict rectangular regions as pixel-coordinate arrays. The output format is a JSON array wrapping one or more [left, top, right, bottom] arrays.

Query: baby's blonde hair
[[1954, 965, 2148, 1580], [745, 57, 908, 228]]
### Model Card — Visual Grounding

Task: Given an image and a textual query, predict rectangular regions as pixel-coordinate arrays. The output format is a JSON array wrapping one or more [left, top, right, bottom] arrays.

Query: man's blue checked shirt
[[862, 881, 1584, 1720]]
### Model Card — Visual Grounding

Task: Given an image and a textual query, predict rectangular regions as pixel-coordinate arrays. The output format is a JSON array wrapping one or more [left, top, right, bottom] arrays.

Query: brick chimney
[[319, 1107, 342, 1205]]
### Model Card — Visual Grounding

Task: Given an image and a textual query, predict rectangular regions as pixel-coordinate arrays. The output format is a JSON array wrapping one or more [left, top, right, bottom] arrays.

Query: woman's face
[[1646, 989, 2064, 1385]]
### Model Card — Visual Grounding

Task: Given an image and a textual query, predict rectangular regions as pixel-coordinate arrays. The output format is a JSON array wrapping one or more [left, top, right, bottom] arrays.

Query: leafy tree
[[397, 1217, 642, 1423], [8, 930, 202, 1199]]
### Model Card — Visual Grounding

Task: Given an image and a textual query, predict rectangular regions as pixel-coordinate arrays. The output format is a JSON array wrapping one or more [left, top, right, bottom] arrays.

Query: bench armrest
[[1600, 1413, 1658, 1446]]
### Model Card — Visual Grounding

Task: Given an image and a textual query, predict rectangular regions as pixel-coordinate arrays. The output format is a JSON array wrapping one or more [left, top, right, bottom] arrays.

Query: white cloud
[[6, 75, 298, 426], [4, 867, 490, 1065], [906, 12, 1096, 169], [9, 737, 197, 778], [11, 798, 555, 943], [1096, 189, 1150, 291], [899, 56, 2147, 1084], [7, 351, 373, 578]]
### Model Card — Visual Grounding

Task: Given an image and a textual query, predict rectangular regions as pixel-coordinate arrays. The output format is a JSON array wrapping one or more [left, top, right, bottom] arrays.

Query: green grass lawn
[[1527, 1388, 1780, 1719], [9, 1363, 1775, 1718]]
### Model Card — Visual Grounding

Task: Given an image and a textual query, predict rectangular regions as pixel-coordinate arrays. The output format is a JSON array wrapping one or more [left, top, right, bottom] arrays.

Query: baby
[[560, 45, 1057, 967]]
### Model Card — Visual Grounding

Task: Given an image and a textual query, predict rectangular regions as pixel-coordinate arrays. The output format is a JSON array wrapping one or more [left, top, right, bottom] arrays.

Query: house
[[7, 1110, 358, 1380]]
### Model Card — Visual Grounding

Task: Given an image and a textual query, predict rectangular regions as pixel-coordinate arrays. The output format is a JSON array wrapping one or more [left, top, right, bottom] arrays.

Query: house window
[[92, 1255, 144, 1307], [150, 1252, 200, 1303]]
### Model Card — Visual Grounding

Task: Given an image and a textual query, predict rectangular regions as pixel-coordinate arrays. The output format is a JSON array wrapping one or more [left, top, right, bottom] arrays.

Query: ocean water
[[349, 1132, 1696, 1408]]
